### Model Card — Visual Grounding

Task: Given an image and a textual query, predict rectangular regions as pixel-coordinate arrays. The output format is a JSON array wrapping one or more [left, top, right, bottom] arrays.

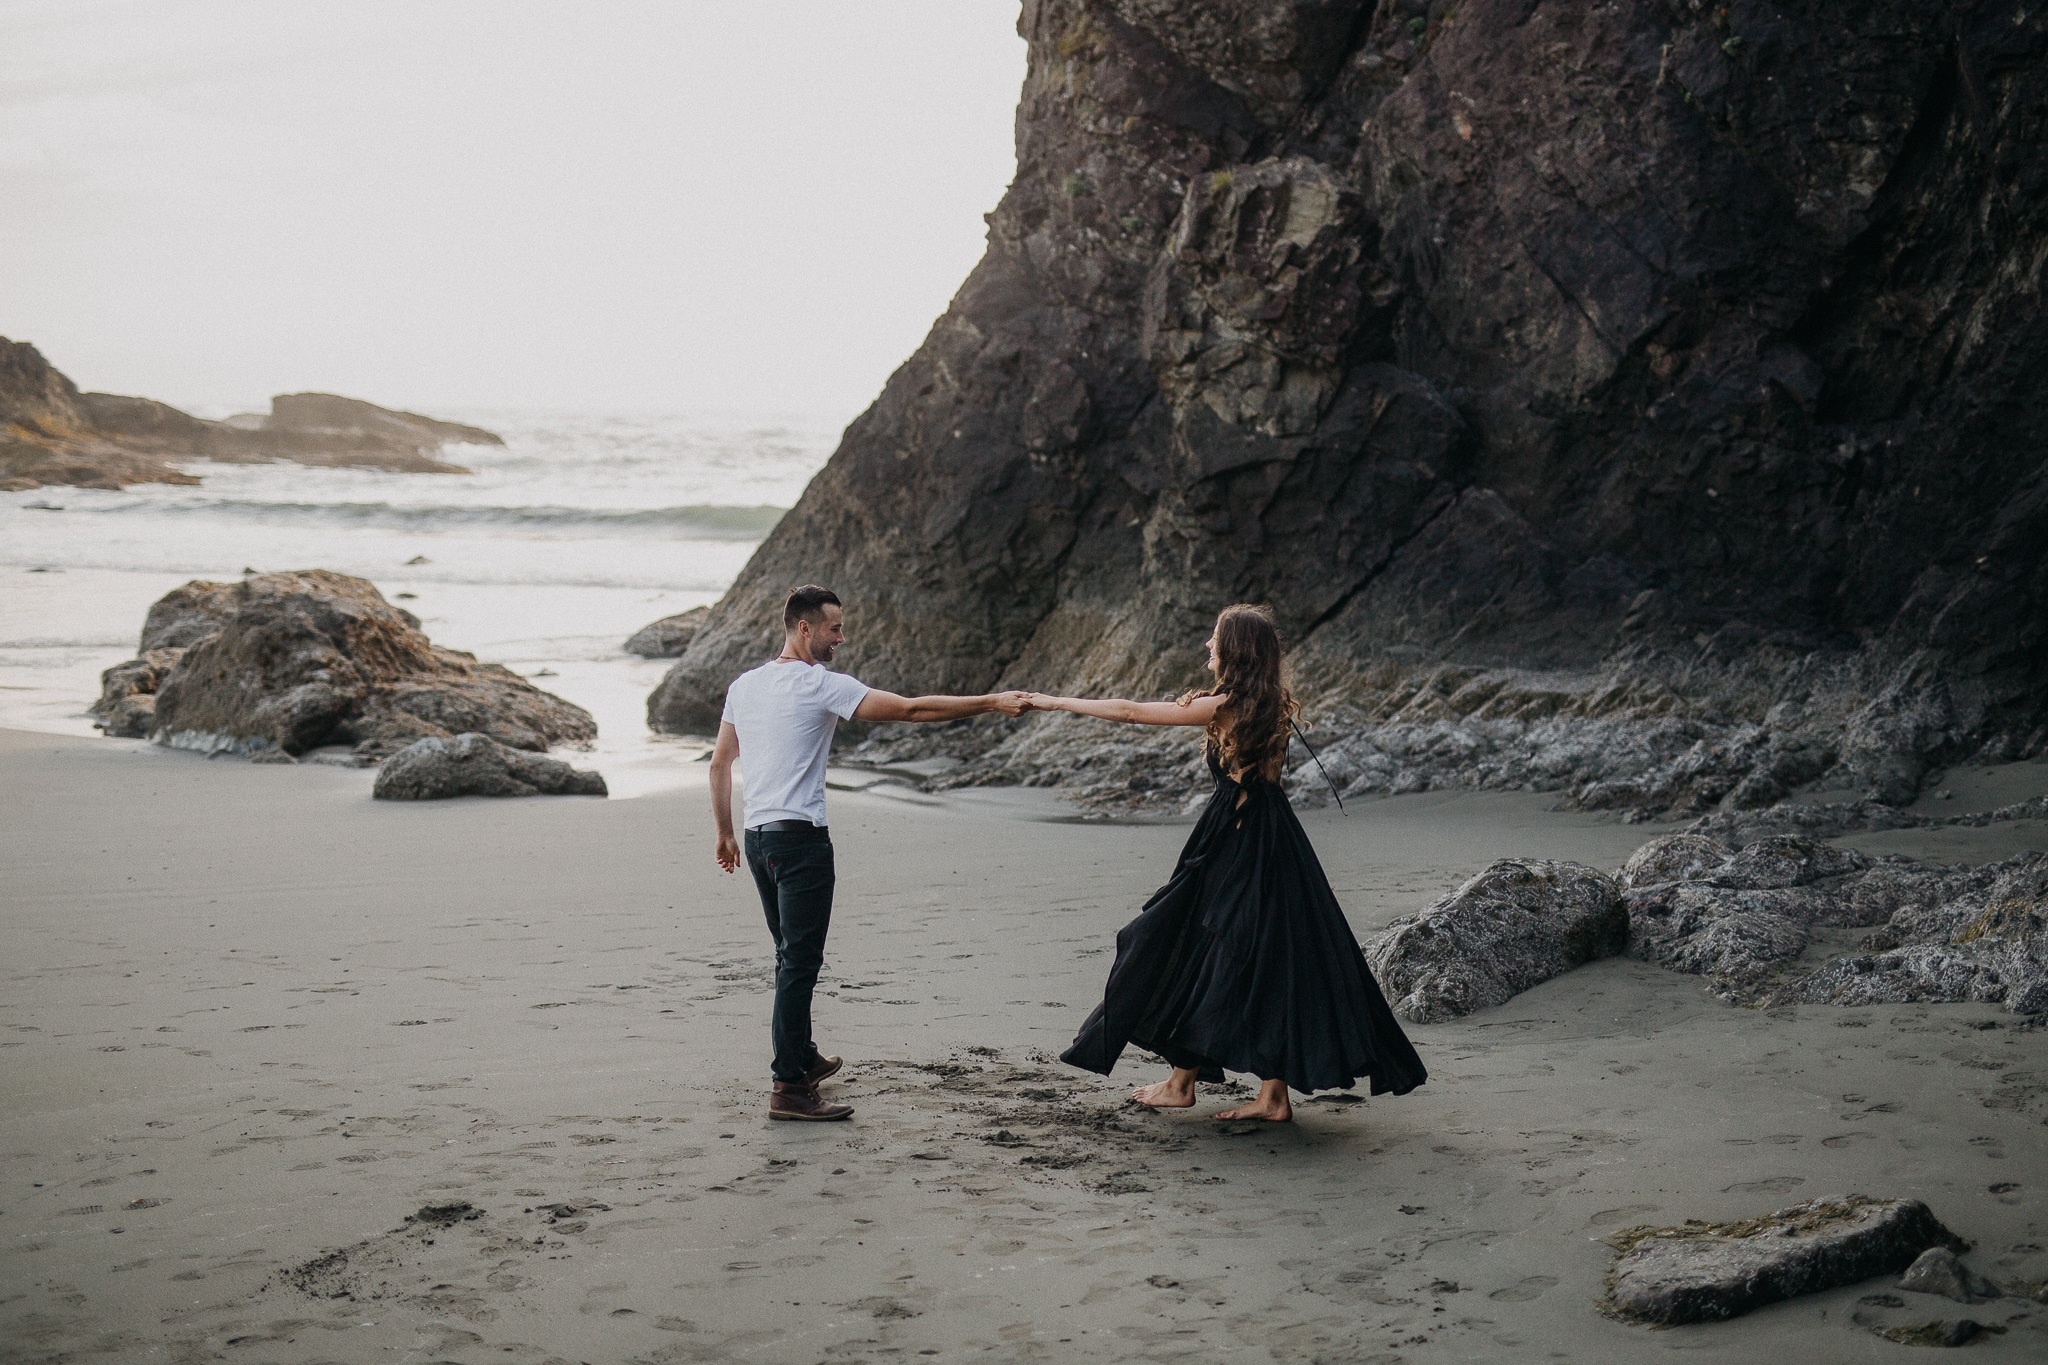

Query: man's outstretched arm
[[854, 689, 1032, 723], [709, 721, 741, 872]]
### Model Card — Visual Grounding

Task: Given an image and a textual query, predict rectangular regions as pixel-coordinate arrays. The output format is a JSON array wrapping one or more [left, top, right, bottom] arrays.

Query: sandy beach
[[4, 728, 2044, 1362]]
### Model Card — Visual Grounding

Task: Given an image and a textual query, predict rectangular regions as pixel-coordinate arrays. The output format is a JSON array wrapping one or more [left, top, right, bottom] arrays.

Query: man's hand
[[716, 831, 741, 873], [994, 689, 1033, 717]]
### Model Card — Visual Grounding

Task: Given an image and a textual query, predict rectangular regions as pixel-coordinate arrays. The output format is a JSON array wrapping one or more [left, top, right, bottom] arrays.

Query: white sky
[[1, 1, 1025, 420]]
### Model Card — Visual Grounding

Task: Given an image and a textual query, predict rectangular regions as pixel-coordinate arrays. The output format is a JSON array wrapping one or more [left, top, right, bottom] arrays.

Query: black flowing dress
[[1061, 743, 1427, 1097]]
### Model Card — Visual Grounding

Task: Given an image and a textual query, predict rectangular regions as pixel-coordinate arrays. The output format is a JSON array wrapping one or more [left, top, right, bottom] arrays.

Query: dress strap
[[1290, 718, 1345, 813]]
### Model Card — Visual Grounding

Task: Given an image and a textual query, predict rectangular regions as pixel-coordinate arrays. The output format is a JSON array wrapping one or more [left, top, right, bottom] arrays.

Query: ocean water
[[0, 412, 838, 795]]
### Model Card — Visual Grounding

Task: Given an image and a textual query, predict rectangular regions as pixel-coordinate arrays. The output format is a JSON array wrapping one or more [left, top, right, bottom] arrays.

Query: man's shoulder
[[726, 662, 865, 707], [722, 662, 782, 708]]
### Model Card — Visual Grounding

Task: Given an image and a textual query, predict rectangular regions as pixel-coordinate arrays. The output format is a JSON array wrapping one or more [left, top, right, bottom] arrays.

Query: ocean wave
[[0, 562, 743, 593], [65, 498, 787, 540]]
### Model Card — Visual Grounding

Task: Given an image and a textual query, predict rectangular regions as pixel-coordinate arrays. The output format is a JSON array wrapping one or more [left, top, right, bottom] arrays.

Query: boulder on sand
[[1603, 1195, 1965, 1326], [1897, 1247, 2003, 1304], [623, 606, 711, 659], [95, 570, 594, 760], [371, 733, 606, 800], [1363, 859, 1627, 1023]]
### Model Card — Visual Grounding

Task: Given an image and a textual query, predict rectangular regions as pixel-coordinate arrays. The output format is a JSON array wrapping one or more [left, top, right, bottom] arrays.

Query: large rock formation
[[1, 337, 495, 490], [92, 571, 594, 760], [650, 0, 2048, 816]]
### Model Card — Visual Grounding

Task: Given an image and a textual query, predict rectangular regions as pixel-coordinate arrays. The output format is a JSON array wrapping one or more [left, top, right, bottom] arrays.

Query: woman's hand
[[1027, 693, 1064, 713]]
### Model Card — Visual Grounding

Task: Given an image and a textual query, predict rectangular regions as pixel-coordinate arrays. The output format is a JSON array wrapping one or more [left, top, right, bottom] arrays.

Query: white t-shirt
[[721, 661, 870, 828]]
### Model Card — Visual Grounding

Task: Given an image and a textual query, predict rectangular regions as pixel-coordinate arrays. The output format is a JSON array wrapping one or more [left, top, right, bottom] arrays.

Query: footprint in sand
[[1586, 1205, 1658, 1226], [1490, 1268, 1548, 1301]]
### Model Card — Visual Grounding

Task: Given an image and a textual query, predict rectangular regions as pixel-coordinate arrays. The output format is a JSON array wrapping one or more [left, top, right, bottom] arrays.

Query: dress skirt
[[1060, 755, 1427, 1097]]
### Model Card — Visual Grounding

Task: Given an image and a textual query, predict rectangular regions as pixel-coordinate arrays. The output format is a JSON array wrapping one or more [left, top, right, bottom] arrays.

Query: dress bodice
[[1205, 737, 1283, 788]]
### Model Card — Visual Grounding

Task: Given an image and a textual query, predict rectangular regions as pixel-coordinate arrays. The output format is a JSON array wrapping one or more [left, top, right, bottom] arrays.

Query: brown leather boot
[[770, 1080, 853, 1122], [804, 1054, 843, 1088]]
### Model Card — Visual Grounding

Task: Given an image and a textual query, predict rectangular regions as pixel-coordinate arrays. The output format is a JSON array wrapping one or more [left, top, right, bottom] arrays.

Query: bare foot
[[1130, 1069, 1198, 1108], [1214, 1080, 1291, 1122]]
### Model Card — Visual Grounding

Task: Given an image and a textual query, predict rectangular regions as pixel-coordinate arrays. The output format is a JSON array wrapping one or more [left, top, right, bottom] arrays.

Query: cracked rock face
[[650, 0, 2048, 816], [1362, 857, 1627, 1022]]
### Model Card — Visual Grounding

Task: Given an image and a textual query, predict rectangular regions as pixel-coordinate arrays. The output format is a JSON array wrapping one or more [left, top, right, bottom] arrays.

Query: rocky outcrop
[[1685, 794, 2048, 846], [650, 0, 2048, 817], [1611, 830, 2048, 1012], [93, 571, 594, 760], [1363, 858, 1626, 1022], [2, 339, 200, 491], [371, 733, 607, 800], [258, 393, 500, 451], [1, 337, 493, 490], [624, 607, 712, 659], [1770, 852, 2048, 1013], [1603, 1196, 1964, 1325]]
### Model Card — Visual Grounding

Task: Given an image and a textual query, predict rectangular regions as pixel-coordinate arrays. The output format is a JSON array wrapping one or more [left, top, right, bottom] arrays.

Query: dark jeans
[[744, 826, 835, 1083]]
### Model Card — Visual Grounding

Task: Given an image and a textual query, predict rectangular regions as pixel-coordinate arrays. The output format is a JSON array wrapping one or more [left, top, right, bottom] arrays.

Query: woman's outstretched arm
[[1027, 692, 1225, 727]]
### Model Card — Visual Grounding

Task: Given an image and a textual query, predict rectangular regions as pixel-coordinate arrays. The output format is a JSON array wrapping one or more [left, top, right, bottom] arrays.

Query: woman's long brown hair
[[1184, 603, 1297, 778]]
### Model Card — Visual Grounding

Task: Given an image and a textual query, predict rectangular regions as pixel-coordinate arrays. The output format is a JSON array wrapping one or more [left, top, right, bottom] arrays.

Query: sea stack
[[648, 0, 2048, 818]]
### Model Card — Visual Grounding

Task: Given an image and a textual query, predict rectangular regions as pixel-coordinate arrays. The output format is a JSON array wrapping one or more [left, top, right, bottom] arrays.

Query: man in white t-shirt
[[710, 584, 1030, 1121]]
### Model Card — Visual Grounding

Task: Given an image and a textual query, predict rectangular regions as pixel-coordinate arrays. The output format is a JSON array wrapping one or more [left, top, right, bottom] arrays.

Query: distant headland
[[0, 336, 499, 491]]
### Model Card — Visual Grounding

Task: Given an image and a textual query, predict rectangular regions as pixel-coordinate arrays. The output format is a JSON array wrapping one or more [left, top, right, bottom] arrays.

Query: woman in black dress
[[1028, 604, 1426, 1121]]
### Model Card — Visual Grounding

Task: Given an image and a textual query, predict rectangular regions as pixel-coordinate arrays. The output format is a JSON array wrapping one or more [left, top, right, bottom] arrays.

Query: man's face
[[800, 603, 846, 662]]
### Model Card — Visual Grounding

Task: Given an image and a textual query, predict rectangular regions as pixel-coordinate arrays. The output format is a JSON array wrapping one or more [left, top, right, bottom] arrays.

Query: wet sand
[[2, 727, 2044, 1363]]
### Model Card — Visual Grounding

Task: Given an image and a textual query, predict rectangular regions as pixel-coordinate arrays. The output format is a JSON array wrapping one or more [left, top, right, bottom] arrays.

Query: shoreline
[[2, 727, 2043, 1362]]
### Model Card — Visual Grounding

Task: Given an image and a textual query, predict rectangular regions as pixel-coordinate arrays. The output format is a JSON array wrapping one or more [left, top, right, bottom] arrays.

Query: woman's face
[[1205, 633, 1219, 674]]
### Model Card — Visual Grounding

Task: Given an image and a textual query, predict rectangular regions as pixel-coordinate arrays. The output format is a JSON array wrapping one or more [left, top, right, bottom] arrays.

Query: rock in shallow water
[[371, 733, 606, 800], [623, 606, 710, 659], [1363, 859, 1626, 1023], [1603, 1195, 1964, 1326], [94, 570, 595, 760]]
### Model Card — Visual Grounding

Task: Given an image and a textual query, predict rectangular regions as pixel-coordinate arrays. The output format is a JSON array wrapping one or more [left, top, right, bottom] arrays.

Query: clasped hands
[[991, 690, 1060, 718]]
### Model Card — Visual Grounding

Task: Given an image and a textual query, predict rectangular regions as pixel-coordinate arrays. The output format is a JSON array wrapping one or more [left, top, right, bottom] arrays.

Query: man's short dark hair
[[784, 584, 841, 631]]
